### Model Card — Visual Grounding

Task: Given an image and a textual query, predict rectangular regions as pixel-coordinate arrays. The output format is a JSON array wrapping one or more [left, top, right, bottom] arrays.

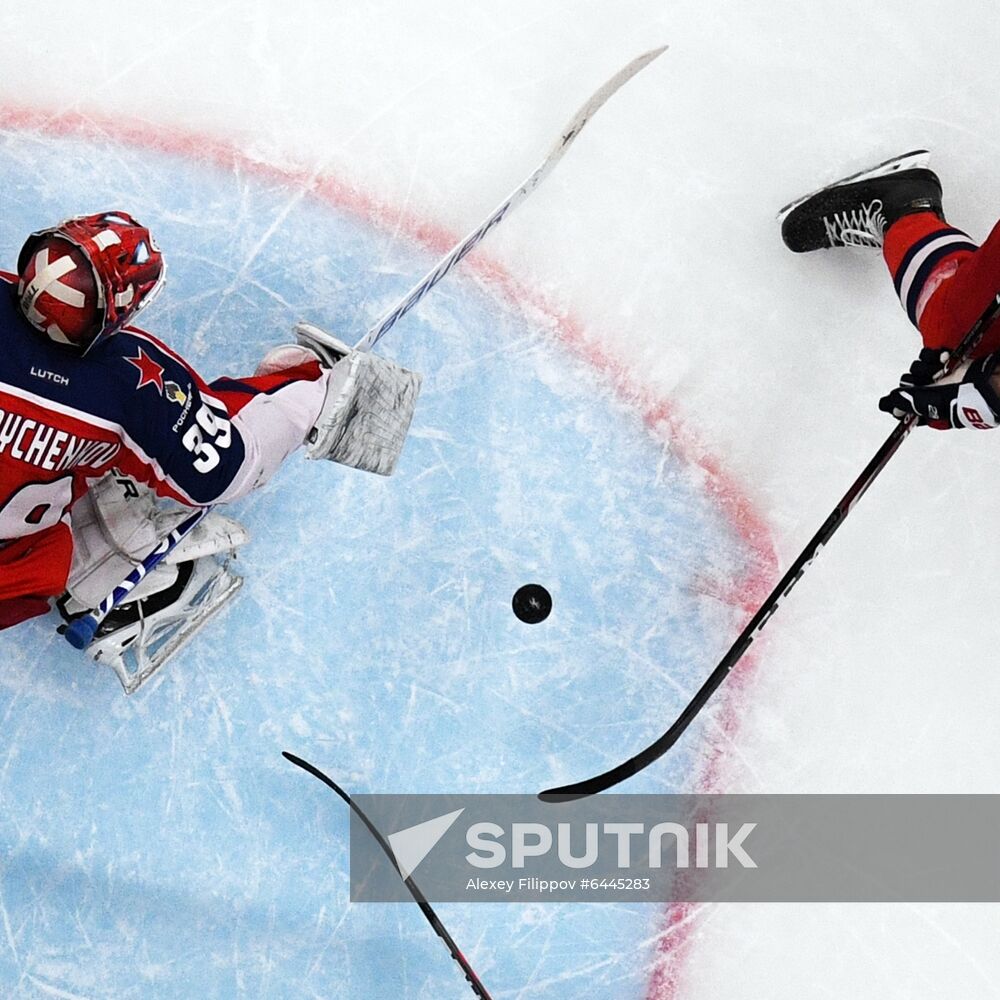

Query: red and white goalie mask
[[16, 211, 165, 352]]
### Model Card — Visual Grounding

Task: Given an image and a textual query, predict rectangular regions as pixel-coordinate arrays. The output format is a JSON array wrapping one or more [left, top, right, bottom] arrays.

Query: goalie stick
[[64, 45, 667, 660], [540, 291, 1000, 801], [282, 752, 494, 1000], [355, 44, 667, 352]]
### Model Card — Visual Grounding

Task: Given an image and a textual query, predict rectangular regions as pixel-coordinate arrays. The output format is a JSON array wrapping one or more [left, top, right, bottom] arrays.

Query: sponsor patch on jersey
[[165, 380, 188, 407], [30, 367, 70, 387], [170, 382, 195, 433]]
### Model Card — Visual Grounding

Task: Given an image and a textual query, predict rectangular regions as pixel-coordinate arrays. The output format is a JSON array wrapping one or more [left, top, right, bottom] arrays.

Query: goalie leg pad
[[59, 474, 249, 693], [304, 345, 422, 476], [66, 473, 249, 609]]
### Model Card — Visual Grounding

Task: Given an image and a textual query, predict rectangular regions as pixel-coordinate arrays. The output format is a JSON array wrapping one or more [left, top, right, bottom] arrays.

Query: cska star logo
[[125, 347, 165, 395]]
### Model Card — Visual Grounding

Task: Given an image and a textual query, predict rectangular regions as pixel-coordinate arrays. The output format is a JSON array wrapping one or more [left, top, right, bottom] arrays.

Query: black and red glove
[[879, 348, 1000, 430]]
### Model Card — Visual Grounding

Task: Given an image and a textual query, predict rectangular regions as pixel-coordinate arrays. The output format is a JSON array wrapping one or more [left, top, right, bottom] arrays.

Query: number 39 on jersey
[[180, 397, 232, 474]]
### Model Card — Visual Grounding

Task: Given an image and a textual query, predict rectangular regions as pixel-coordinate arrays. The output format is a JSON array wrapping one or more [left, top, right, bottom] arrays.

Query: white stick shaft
[[353, 45, 667, 352]]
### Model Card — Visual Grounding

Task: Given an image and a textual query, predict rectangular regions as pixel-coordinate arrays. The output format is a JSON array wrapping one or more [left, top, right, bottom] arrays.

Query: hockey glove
[[898, 346, 951, 388], [878, 350, 1000, 429]]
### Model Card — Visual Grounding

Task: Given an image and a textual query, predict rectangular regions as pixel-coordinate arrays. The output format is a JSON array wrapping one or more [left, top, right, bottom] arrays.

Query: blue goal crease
[[0, 131, 758, 1000]]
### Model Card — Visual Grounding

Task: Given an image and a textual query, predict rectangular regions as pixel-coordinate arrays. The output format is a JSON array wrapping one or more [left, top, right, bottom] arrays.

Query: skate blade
[[95, 572, 243, 695], [777, 149, 930, 220]]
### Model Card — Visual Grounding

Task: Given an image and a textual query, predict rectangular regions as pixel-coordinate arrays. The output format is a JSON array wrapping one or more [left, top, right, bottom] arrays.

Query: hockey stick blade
[[354, 45, 667, 352], [540, 291, 1000, 801], [282, 752, 495, 1000]]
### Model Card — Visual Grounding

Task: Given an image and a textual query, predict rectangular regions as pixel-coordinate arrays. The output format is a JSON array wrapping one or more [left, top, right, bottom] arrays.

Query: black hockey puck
[[512, 584, 551, 624]]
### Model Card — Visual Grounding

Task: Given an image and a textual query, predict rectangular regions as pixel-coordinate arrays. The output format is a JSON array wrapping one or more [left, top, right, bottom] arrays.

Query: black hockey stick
[[540, 292, 1000, 801], [282, 752, 494, 999]]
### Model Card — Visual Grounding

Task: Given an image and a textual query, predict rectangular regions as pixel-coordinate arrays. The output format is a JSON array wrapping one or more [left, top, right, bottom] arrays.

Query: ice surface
[[1, 1, 1000, 997]]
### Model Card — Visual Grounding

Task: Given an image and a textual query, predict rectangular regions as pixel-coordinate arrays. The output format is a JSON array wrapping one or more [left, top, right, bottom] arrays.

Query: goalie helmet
[[17, 211, 165, 352]]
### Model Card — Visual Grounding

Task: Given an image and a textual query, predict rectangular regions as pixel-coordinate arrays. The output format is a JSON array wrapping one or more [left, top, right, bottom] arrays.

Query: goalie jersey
[[0, 273, 325, 613]]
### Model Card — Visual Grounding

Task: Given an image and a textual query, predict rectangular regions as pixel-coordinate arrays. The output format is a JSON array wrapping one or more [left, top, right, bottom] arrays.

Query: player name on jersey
[[0, 405, 120, 472]]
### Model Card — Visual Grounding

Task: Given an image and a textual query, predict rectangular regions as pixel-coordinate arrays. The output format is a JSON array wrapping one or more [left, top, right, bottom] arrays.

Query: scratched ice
[[0, 131, 760, 997]]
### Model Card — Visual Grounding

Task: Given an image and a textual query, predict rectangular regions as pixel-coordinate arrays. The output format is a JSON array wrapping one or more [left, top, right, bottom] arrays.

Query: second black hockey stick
[[540, 291, 1000, 801], [282, 752, 494, 999]]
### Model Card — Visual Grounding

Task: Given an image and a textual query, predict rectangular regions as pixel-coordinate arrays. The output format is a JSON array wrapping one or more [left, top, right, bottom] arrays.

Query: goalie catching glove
[[294, 322, 422, 475], [878, 348, 1000, 430]]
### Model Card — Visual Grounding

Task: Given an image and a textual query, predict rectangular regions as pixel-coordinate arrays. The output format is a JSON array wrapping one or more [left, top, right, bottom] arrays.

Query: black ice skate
[[779, 150, 943, 252]]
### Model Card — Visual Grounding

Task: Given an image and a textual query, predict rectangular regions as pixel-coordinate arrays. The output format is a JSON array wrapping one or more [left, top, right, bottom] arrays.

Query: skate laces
[[823, 199, 887, 248]]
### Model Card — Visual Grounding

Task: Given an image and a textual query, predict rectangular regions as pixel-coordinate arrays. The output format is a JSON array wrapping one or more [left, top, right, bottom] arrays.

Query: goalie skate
[[59, 555, 243, 694]]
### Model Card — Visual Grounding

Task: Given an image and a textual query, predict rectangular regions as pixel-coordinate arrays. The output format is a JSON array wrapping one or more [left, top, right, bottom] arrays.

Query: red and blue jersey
[[0, 274, 324, 607]]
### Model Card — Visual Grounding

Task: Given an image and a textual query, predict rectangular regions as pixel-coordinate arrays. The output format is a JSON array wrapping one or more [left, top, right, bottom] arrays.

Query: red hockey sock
[[883, 212, 1000, 356]]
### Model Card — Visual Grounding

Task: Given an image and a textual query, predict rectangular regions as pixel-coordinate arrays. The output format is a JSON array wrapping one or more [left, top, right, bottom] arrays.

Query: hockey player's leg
[[0, 523, 73, 628], [888, 214, 1000, 357], [779, 150, 1000, 356], [779, 150, 941, 251]]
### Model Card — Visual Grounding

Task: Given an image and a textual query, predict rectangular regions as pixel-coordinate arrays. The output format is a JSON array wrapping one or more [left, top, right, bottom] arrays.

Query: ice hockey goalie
[[0, 210, 421, 691]]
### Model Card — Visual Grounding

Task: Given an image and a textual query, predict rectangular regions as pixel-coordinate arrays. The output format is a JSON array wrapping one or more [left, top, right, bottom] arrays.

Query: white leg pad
[[67, 473, 248, 608]]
